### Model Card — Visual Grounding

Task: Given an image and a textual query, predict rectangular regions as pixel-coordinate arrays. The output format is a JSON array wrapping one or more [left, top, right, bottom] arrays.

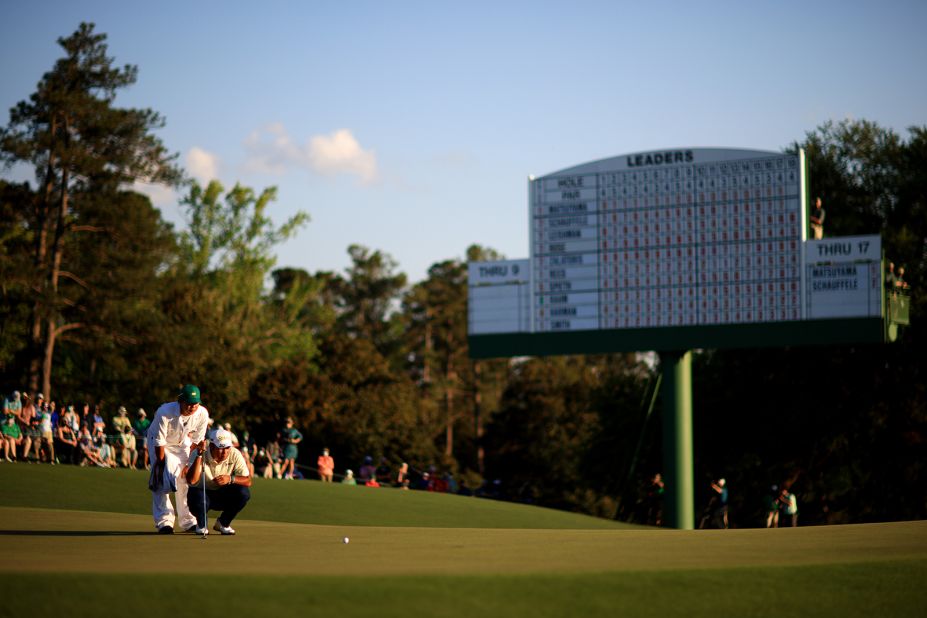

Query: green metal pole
[[660, 350, 694, 529]]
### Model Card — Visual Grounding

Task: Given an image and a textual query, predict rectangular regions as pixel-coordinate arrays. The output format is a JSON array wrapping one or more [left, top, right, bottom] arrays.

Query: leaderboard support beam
[[660, 350, 694, 530]]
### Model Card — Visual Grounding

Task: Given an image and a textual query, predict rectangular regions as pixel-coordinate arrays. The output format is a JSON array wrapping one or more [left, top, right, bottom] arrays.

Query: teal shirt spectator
[[282, 427, 302, 460], [3, 392, 22, 418]]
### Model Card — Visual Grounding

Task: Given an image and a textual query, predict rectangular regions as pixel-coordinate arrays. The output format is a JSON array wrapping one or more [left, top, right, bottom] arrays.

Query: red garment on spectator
[[317, 454, 334, 476]]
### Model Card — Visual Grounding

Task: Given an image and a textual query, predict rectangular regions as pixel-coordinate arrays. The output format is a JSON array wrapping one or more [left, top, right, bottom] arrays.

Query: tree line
[[1, 24, 924, 525]]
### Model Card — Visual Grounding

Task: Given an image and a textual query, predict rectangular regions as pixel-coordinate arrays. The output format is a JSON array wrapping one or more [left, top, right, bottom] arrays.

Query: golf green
[[1, 465, 925, 617]]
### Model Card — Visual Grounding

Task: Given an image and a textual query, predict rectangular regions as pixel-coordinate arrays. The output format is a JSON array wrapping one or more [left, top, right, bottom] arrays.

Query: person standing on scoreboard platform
[[810, 197, 825, 239], [896, 265, 910, 291], [885, 262, 897, 292]]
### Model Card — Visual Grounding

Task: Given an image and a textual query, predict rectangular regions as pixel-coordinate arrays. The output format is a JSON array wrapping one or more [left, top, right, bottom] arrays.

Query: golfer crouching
[[185, 428, 251, 536]]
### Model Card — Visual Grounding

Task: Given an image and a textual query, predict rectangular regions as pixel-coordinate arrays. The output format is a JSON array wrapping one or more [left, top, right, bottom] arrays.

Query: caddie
[[147, 384, 210, 534], [184, 428, 251, 536]]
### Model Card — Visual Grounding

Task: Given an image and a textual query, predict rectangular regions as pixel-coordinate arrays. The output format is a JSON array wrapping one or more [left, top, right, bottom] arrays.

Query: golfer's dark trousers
[[187, 484, 251, 528]]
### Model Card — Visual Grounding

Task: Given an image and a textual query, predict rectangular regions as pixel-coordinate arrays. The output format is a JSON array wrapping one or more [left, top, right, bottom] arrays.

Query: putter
[[201, 446, 208, 540]]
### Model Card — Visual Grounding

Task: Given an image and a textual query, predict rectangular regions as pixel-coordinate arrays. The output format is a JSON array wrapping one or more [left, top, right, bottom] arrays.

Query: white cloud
[[187, 146, 220, 184], [243, 124, 378, 184], [308, 129, 378, 184]]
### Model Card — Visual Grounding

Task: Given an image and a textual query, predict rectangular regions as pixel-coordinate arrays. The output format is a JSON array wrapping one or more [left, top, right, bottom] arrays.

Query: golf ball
[[343, 536, 349, 544]]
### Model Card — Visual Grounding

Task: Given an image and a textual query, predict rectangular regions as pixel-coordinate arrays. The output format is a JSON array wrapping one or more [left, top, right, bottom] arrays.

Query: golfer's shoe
[[213, 522, 236, 535], [157, 525, 174, 535], [194, 526, 209, 536]]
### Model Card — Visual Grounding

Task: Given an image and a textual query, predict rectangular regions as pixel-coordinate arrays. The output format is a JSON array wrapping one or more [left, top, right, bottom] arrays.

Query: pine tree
[[0, 23, 182, 397]]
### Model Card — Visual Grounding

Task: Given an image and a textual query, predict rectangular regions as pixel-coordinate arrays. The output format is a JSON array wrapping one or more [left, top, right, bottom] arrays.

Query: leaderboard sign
[[805, 235, 882, 319], [468, 260, 531, 334], [531, 148, 805, 332], [468, 148, 888, 357]]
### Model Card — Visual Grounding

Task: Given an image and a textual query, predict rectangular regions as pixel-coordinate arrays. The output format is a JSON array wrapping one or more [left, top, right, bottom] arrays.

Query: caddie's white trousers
[[148, 439, 196, 530]]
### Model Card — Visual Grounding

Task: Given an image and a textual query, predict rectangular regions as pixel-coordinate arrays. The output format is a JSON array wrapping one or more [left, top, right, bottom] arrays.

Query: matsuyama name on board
[[548, 203, 588, 214], [811, 264, 859, 292]]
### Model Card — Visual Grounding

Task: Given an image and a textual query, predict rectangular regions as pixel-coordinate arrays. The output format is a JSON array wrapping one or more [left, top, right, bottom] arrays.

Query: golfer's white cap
[[210, 428, 233, 449]]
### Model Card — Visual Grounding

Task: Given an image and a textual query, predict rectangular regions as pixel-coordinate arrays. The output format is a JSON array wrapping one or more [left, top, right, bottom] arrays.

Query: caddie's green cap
[[179, 384, 201, 404]]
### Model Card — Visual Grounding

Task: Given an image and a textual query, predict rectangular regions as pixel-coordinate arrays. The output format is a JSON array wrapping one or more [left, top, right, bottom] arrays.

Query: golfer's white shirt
[[186, 447, 250, 491], [147, 401, 209, 451]]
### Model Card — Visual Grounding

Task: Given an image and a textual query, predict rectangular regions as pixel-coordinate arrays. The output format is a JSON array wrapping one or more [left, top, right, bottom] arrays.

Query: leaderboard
[[530, 148, 807, 332], [467, 259, 531, 334]]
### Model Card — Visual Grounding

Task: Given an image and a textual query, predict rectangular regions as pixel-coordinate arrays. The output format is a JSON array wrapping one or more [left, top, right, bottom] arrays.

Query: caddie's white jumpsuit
[[147, 401, 209, 530]]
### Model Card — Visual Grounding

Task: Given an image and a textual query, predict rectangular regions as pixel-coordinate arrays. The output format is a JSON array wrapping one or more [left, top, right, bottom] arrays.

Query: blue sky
[[2, 1, 925, 282]]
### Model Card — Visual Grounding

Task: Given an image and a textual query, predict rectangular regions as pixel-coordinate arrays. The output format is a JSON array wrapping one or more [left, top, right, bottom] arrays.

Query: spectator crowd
[[6, 387, 823, 527], [2, 389, 468, 495], [2, 389, 158, 469]]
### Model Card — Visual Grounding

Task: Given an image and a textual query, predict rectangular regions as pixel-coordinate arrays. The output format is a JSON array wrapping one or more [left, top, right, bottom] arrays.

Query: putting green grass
[[0, 463, 631, 529], [3, 507, 926, 576], [1, 562, 925, 618], [1, 465, 925, 617]]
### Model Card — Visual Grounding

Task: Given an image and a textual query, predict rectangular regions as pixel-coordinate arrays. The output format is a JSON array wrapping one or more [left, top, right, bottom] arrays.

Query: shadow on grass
[[0, 530, 157, 537]]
